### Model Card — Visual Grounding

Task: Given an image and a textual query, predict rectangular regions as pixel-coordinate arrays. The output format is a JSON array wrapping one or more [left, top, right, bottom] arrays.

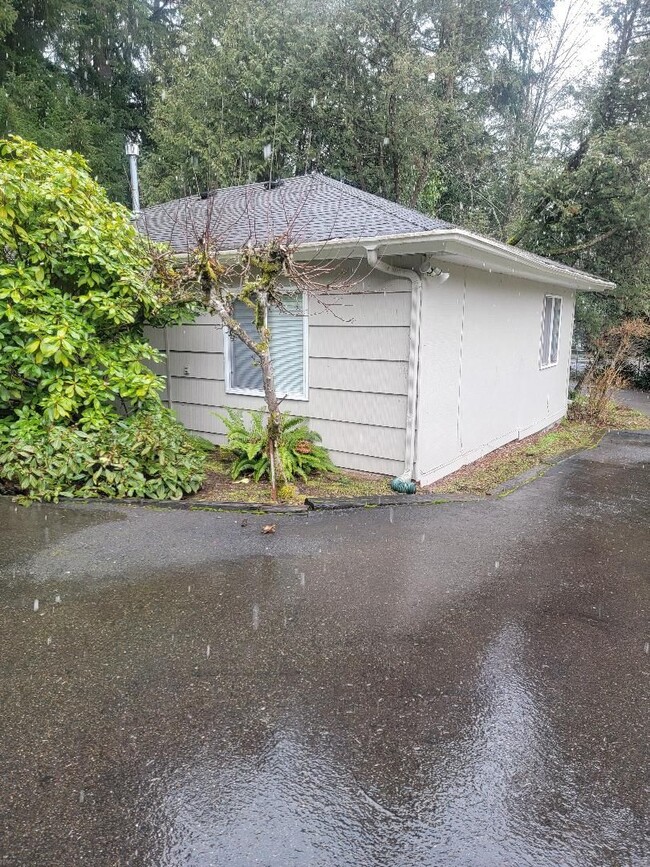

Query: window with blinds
[[227, 294, 307, 399], [540, 295, 562, 368]]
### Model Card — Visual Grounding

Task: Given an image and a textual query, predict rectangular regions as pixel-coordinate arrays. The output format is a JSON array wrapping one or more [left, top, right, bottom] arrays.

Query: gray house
[[139, 174, 612, 487]]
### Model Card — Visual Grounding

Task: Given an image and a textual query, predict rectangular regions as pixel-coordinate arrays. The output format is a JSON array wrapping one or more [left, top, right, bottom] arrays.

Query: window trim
[[224, 292, 309, 402], [539, 294, 563, 370]]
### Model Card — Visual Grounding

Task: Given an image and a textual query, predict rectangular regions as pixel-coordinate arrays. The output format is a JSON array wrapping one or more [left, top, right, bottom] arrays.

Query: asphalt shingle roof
[[137, 173, 452, 253], [137, 172, 611, 286]]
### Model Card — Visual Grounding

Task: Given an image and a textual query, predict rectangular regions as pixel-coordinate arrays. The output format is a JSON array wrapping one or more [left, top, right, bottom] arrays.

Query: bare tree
[[508, 0, 648, 246], [146, 184, 359, 499], [579, 318, 650, 422], [191, 238, 351, 498]]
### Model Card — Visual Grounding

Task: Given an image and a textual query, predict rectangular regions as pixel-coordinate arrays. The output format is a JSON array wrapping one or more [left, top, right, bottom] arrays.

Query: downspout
[[365, 247, 434, 492]]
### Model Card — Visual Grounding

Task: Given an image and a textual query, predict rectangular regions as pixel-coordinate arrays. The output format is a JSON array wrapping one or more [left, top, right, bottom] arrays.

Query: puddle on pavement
[[0, 499, 125, 576]]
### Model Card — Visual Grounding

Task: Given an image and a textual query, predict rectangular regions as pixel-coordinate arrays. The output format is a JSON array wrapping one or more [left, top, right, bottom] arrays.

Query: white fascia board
[[291, 230, 614, 293]]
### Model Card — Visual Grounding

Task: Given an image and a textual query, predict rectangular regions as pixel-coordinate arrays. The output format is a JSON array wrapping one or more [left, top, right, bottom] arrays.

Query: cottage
[[139, 173, 612, 487]]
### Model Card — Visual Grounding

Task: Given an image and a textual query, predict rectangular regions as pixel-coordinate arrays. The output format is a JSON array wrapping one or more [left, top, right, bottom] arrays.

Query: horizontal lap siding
[[167, 351, 225, 380], [172, 403, 223, 438], [172, 405, 405, 464], [144, 276, 410, 475], [328, 451, 404, 476], [310, 418, 405, 461], [154, 352, 408, 396], [311, 326, 409, 360], [157, 351, 408, 399], [142, 328, 167, 399], [310, 290, 410, 327], [144, 326, 166, 350], [167, 324, 224, 352], [169, 379, 406, 429], [310, 358, 408, 395], [304, 389, 405, 428], [143, 325, 224, 355]]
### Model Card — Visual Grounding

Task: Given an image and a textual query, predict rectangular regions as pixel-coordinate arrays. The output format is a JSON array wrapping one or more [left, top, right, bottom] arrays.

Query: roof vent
[[199, 189, 218, 200], [263, 178, 283, 191]]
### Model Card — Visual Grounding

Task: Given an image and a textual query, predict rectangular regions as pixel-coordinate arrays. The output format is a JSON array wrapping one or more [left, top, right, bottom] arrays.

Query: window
[[540, 295, 562, 368], [225, 294, 308, 400]]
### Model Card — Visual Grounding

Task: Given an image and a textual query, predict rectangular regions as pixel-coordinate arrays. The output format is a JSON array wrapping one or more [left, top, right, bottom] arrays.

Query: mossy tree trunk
[[205, 280, 285, 500]]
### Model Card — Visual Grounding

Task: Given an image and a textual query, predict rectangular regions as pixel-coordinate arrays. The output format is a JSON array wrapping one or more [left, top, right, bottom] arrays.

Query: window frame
[[539, 294, 563, 370], [224, 292, 309, 402]]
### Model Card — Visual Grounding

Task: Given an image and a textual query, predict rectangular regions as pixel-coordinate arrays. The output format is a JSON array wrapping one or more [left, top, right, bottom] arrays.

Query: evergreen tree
[[511, 0, 650, 339], [142, 0, 505, 220], [141, 0, 324, 200], [0, 0, 178, 201], [5, 0, 645, 342]]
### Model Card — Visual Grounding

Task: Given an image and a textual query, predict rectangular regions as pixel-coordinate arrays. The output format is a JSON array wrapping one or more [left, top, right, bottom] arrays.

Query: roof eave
[[166, 227, 614, 293], [290, 229, 614, 293]]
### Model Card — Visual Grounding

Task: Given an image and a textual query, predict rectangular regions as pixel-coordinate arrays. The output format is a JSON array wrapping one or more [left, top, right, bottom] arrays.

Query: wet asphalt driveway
[[1, 431, 648, 866]]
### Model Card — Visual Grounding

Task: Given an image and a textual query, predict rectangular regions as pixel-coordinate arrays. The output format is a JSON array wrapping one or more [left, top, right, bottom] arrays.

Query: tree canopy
[[0, 0, 179, 201], [1, 0, 648, 338]]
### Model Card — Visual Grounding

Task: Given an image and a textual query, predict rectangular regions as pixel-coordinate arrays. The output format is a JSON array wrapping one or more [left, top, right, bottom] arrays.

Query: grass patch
[[426, 400, 649, 497], [569, 395, 650, 430]]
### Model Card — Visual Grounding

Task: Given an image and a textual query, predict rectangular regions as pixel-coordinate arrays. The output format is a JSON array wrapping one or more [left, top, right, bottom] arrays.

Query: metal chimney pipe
[[124, 139, 141, 215]]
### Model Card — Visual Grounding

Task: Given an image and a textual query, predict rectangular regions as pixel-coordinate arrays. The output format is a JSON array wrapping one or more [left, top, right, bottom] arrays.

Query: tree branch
[[546, 228, 617, 256], [207, 290, 261, 358]]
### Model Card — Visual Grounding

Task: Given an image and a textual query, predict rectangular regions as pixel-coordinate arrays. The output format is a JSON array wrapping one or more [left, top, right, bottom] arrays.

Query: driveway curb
[[0, 491, 480, 514], [135, 491, 480, 513], [304, 492, 480, 510]]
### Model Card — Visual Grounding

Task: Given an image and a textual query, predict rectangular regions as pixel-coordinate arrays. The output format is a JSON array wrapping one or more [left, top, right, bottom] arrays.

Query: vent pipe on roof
[[125, 138, 141, 216]]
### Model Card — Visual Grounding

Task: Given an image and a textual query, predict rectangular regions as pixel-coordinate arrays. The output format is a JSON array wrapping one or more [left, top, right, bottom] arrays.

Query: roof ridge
[[314, 174, 440, 231]]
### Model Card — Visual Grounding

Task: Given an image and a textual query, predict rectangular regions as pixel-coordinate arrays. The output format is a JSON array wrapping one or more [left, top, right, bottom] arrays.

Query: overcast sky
[[554, 0, 610, 72]]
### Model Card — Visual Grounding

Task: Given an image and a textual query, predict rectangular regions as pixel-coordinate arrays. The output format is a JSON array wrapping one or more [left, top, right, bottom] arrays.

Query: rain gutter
[[328, 230, 613, 293]]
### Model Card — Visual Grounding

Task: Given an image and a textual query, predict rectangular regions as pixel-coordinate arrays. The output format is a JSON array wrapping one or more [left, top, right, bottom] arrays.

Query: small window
[[226, 294, 307, 400], [540, 295, 562, 368]]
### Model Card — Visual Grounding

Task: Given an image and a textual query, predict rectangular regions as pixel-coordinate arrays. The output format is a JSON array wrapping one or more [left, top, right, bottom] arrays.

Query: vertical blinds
[[229, 295, 306, 397]]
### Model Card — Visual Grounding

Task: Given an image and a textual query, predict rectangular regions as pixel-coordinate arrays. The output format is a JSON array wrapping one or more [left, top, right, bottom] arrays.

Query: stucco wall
[[144, 267, 411, 476], [414, 264, 575, 486]]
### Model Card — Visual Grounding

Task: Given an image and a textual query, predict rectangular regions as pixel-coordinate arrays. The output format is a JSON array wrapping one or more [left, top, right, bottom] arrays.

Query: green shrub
[[0, 136, 205, 501], [220, 409, 336, 482], [0, 406, 206, 502]]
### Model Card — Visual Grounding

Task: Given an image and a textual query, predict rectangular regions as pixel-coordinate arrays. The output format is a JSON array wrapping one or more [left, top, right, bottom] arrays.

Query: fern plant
[[219, 409, 336, 482]]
